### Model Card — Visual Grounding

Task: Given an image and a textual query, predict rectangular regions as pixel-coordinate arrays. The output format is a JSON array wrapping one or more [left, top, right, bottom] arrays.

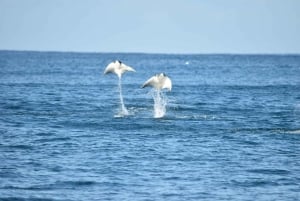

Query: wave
[[286, 129, 300, 134], [0, 197, 56, 201], [1, 144, 33, 150], [1, 180, 97, 191], [230, 128, 300, 134], [247, 168, 290, 175], [231, 179, 280, 188]]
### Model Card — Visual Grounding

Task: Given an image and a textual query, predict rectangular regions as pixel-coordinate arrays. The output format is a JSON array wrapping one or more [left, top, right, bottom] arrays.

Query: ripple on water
[[1, 51, 300, 201], [247, 168, 291, 176], [0, 197, 57, 201]]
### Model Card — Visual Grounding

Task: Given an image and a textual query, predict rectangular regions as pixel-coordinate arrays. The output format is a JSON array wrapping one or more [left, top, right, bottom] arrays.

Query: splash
[[286, 129, 300, 134], [151, 89, 168, 118], [115, 76, 129, 117]]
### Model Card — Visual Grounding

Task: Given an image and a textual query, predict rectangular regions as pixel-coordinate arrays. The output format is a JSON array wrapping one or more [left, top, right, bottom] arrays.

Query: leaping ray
[[141, 73, 172, 91], [142, 73, 172, 118], [104, 60, 135, 78], [104, 60, 135, 116]]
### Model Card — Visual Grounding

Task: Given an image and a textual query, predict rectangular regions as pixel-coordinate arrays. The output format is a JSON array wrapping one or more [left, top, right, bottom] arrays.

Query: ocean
[[0, 50, 300, 201]]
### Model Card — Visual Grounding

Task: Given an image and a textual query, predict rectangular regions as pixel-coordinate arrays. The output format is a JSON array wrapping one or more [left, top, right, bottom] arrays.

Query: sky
[[0, 0, 300, 54]]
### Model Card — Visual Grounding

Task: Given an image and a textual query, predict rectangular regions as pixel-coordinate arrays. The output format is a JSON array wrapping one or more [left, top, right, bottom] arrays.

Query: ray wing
[[141, 76, 158, 88], [162, 76, 172, 91], [104, 62, 117, 74], [121, 63, 136, 72]]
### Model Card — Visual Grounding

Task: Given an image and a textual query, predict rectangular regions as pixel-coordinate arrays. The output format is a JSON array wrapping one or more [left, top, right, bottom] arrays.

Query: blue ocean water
[[0, 50, 300, 201]]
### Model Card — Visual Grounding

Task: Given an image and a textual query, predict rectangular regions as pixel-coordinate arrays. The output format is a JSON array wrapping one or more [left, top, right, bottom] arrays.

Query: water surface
[[1, 51, 300, 201]]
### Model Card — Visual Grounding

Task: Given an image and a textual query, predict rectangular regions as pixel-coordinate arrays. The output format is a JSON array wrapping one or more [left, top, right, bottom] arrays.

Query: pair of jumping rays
[[104, 60, 172, 117]]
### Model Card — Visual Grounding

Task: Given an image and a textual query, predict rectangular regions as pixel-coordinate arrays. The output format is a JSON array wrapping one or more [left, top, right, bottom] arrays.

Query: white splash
[[286, 129, 300, 134], [151, 89, 168, 118], [115, 77, 129, 117]]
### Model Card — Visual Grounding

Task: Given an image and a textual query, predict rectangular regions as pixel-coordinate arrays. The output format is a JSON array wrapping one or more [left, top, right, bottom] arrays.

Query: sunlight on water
[[115, 77, 129, 117], [151, 89, 168, 118]]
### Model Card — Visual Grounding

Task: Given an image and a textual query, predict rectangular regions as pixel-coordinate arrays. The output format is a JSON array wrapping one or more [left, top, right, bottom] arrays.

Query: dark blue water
[[1, 51, 300, 201]]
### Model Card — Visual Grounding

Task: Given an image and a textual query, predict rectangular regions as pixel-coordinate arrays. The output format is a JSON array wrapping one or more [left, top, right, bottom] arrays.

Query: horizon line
[[1, 49, 300, 56]]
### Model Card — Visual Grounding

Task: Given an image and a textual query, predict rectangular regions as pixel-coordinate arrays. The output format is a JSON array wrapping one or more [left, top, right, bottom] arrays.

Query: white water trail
[[116, 76, 129, 117], [151, 89, 167, 118]]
